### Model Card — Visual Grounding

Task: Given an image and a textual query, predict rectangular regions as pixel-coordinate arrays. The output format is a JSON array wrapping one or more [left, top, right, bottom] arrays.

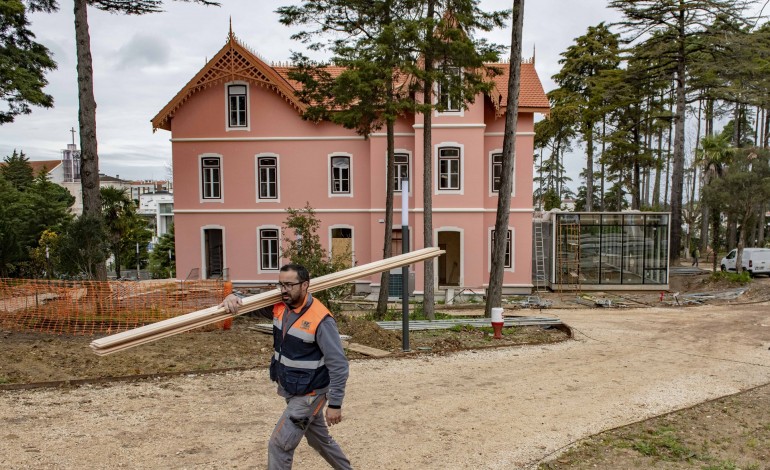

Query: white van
[[720, 248, 770, 276]]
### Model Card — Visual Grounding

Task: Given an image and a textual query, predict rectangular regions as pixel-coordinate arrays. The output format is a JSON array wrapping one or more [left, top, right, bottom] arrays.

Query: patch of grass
[[702, 461, 740, 470], [0, 376, 9, 384], [372, 307, 454, 322], [710, 270, 751, 284], [623, 427, 696, 461]]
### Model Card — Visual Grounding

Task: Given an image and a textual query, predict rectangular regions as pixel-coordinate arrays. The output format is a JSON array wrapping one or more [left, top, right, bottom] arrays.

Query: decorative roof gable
[[151, 31, 306, 131], [152, 31, 550, 131]]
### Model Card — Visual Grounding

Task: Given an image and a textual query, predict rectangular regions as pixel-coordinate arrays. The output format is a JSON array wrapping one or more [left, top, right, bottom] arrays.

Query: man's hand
[[219, 293, 242, 314], [326, 407, 342, 426]]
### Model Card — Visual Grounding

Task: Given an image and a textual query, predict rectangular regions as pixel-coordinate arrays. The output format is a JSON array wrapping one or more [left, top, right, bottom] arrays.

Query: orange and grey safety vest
[[270, 293, 331, 396]]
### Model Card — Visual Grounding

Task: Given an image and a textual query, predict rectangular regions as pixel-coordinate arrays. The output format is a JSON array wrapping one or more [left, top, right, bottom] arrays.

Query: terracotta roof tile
[[488, 61, 550, 111]]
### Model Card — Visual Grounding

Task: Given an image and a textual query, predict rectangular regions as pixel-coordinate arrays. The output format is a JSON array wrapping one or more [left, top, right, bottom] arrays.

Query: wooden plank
[[90, 247, 444, 355], [342, 341, 391, 358]]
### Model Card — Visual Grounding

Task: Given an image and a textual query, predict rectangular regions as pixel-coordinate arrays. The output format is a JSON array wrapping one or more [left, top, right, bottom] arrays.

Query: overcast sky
[[0, 0, 619, 183]]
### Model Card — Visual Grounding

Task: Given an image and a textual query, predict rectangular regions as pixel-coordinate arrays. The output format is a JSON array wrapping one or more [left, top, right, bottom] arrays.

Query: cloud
[[115, 34, 170, 70]]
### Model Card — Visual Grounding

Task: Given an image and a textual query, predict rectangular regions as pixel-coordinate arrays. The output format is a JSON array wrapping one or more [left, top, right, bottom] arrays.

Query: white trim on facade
[[174, 207, 536, 214], [256, 225, 282, 274], [327, 152, 354, 198], [198, 153, 224, 204], [435, 142, 465, 195], [414, 123, 484, 129], [488, 226, 515, 273], [370, 132, 416, 137], [172, 136, 366, 142], [224, 81, 250, 132], [200, 224, 226, 280], [254, 152, 281, 203], [484, 131, 536, 137]]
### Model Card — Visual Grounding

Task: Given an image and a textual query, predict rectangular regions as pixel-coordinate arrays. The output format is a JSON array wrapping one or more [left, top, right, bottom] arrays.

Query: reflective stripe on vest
[[273, 351, 326, 369]]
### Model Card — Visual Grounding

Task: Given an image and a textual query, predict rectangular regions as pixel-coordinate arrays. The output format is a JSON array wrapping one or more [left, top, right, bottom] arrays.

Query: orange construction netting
[[0, 278, 232, 336]]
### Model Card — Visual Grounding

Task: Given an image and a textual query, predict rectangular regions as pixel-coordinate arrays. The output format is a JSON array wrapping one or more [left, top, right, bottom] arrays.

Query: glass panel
[[645, 214, 669, 225], [643, 224, 668, 284], [600, 223, 623, 284], [602, 214, 622, 226], [579, 224, 601, 284], [579, 214, 601, 225], [624, 214, 644, 226], [622, 224, 644, 284]]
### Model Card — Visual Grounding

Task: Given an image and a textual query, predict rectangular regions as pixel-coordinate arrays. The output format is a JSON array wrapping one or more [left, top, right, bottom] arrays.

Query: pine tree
[[0, 0, 55, 124]]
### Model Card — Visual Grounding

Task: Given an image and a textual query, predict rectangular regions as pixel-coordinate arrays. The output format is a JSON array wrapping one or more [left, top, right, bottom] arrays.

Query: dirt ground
[[2, 272, 770, 469]]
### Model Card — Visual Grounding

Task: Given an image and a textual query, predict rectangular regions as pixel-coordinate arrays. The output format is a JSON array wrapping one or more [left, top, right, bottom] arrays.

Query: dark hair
[[280, 264, 310, 283]]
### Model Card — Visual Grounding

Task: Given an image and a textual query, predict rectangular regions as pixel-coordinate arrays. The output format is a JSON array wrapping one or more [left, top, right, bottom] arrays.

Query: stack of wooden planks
[[90, 247, 444, 356]]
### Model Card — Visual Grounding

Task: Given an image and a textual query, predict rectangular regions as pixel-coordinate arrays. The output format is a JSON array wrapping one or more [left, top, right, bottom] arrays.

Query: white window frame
[[225, 81, 250, 131], [199, 153, 223, 203], [489, 227, 514, 272], [257, 226, 281, 273], [200, 224, 226, 280], [255, 153, 280, 203], [489, 149, 516, 197], [435, 143, 464, 195], [391, 150, 412, 195], [328, 225, 355, 265], [328, 152, 353, 197], [434, 65, 464, 117]]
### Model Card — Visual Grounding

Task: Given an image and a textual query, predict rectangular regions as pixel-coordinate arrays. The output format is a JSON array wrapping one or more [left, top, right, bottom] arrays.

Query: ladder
[[556, 216, 581, 292], [533, 211, 547, 292]]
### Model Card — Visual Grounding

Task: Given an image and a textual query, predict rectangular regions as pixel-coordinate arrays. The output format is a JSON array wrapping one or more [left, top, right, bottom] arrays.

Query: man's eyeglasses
[[278, 281, 304, 290]]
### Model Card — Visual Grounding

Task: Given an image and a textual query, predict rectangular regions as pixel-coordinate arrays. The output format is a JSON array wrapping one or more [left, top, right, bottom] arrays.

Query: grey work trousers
[[268, 393, 351, 470]]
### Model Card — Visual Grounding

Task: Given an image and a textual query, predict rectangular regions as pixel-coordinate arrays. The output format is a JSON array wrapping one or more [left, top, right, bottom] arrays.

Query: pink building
[[152, 32, 549, 296]]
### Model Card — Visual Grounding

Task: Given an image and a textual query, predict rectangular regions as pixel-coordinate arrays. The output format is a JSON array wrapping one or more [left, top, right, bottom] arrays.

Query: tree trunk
[[74, 0, 106, 281], [727, 215, 737, 251], [585, 122, 594, 211], [421, 0, 435, 321], [669, 19, 686, 263], [375, 116, 396, 319], [632, 123, 641, 210], [653, 124, 663, 207], [485, 0, 523, 317], [711, 208, 720, 272], [600, 118, 606, 211]]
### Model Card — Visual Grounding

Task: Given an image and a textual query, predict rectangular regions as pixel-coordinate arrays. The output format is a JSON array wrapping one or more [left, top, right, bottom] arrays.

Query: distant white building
[[130, 179, 173, 202], [138, 191, 174, 244]]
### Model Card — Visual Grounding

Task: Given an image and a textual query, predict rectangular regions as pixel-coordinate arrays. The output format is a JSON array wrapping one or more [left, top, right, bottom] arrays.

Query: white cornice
[[171, 136, 365, 142], [413, 124, 486, 129], [484, 131, 536, 137], [174, 207, 535, 214]]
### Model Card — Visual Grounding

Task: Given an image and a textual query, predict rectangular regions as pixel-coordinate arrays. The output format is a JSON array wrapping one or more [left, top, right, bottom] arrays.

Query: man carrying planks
[[221, 263, 352, 470]]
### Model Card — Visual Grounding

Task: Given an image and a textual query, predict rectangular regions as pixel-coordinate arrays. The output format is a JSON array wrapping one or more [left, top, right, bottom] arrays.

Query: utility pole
[[401, 179, 410, 352]]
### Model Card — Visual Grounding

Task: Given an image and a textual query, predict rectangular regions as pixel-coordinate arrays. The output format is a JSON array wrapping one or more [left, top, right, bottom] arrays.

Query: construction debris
[[376, 316, 562, 331]]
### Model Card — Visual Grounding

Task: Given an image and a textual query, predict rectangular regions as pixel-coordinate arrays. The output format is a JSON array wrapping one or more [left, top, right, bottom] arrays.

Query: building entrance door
[[204, 228, 223, 279], [437, 231, 461, 286]]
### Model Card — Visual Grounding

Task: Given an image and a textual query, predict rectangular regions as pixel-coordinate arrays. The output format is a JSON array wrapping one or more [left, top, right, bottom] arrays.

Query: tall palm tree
[[696, 133, 735, 270]]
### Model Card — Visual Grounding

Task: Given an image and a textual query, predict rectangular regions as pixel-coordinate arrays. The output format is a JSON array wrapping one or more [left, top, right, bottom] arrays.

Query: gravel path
[[2, 303, 770, 469]]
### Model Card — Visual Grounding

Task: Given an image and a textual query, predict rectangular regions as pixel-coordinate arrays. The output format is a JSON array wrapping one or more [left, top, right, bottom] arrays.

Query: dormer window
[[438, 66, 462, 112], [228, 84, 247, 128]]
